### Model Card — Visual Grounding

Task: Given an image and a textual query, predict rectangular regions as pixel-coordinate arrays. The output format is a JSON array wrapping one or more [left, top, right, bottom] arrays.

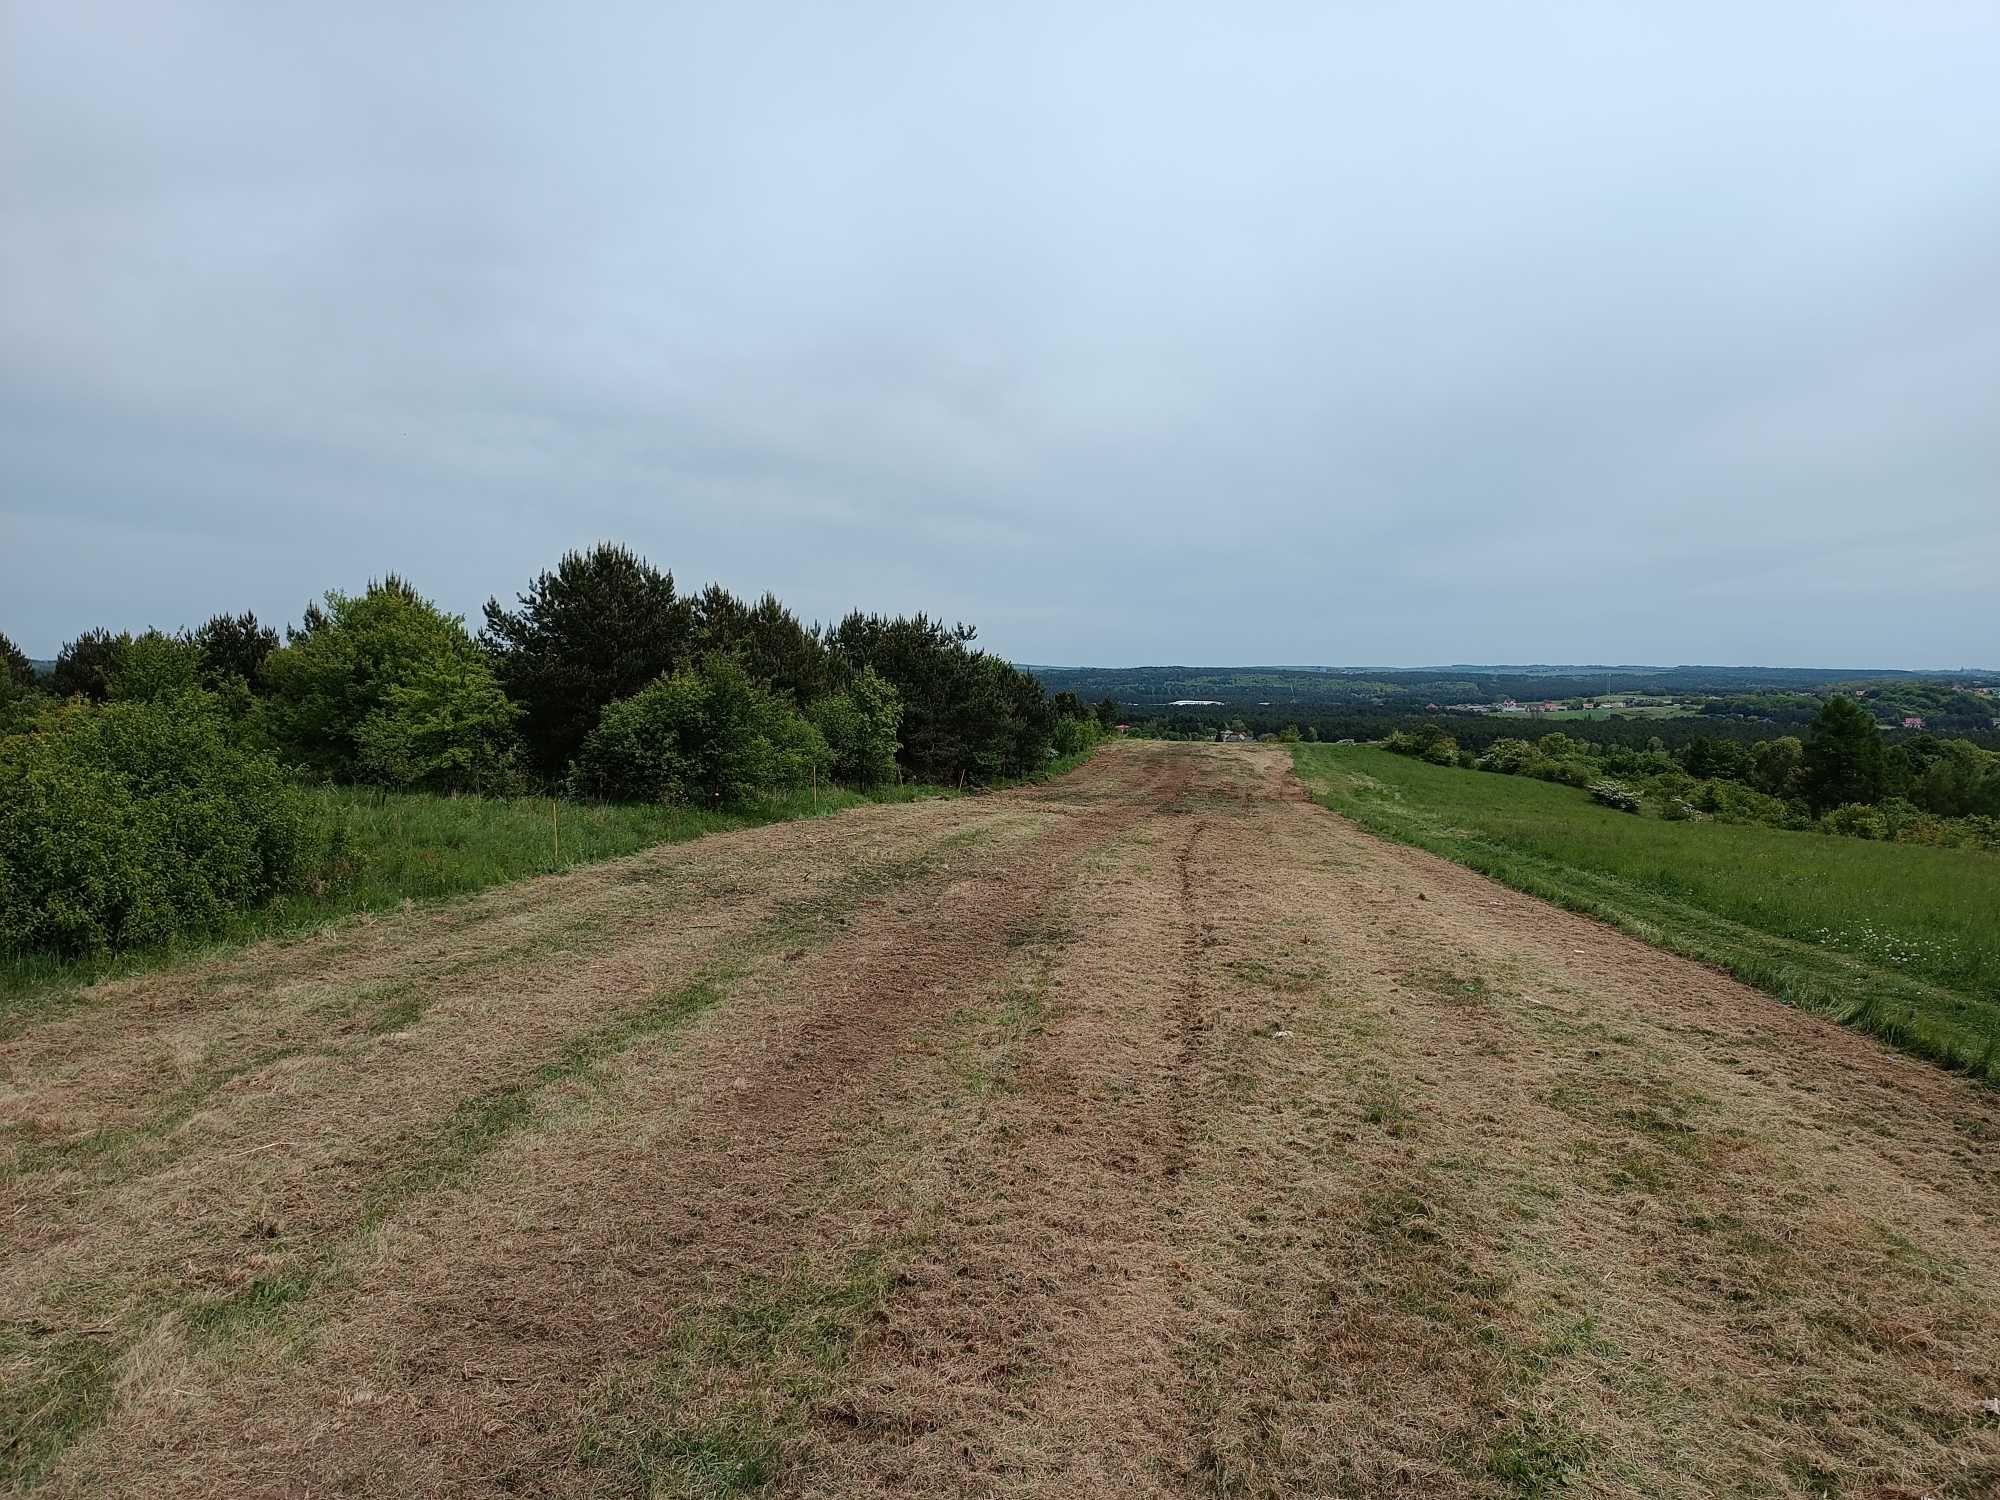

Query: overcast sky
[[3, 3, 1997, 666]]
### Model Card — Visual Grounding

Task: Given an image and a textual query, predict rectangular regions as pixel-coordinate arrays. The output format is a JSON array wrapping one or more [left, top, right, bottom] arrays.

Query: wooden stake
[[551, 798, 561, 868]]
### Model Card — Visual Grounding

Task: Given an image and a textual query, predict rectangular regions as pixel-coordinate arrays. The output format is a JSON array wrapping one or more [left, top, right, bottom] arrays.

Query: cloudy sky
[[3, 3, 1997, 666]]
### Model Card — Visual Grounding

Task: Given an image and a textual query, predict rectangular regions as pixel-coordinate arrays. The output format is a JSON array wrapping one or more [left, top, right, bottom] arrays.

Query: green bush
[[353, 656, 524, 795], [808, 667, 903, 787], [1690, 778, 1788, 825], [262, 577, 520, 791], [0, 697, 317, 956], [107, 630, 203, 703], [1388, 726, 1460, 766], [1820, 803, 1887, 840], [1587, 779, 1643, 813], [571, 657, 829, 805], [1475, 738, 1539, 774], [1051, 710, 1106, 759]]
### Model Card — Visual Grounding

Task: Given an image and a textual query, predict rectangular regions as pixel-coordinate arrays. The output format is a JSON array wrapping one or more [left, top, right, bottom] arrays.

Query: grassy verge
[[1291, 744, 2000, 1082], [0, 780, 949, 1021]]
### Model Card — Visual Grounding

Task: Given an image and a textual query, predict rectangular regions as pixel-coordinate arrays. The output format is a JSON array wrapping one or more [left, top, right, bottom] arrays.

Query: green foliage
[[1752, 735, 1804, 797], [0, 633, 46, 736], [808, 666, 903, 787], [693, 585, 839, 701], [193, 611, 279, 691], [1803, 695, 1885, 813], [572, 657, 829, 805], [4, 779, 949, 1014], [353, 655, 524, 794], [1386, 724, 1459, 765], [262, 577, 517, 791], [1, 631, 34, 691], [1910, 738, 1995, 817], [1820, 803, 1887, 840], [1051, 709, 1107, 758], [49, 628, 129, 702], [1587, 780, 1643, 813], [826, 612, 1053, 783], [1689, 778, 1789, 825], [483, 543, 695, 777], [0, 697, 316, 956], [107, 629, 203, 703]]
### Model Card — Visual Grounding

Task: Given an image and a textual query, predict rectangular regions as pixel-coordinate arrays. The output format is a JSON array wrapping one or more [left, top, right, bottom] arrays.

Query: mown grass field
[[1291, 743, 2000, 1081], [0, 781, 947, 1022]]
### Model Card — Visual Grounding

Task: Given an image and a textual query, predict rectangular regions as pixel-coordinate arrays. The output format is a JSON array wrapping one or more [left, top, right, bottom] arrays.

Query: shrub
[[571, 657, 829, 805], [809, 667, 903, 787], [1051, 710, 1106, 759], [1476, 738, 1539, 775], [0, 697, 317, 956], [262, 577, 519, 790], [1421, 737, 1458, 766], [1820, 803, 1888, 840], [1689, 778, 1788, 825], [1543, 759, 1593, 788], [108, 630, 203, 703], [353, 657, 524, 795], [1387, 726, 1459, 765], [1587, 780, 1643, 813]]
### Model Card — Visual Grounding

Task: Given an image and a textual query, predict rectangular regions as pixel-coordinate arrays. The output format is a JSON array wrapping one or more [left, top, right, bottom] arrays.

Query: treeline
[[1031, 663, 1999, 713], [1122, 705, 1811, 752], [1119, 700, 2000, 755], [1381, 696, 2000, 851], [0, 544, 1105, 956]]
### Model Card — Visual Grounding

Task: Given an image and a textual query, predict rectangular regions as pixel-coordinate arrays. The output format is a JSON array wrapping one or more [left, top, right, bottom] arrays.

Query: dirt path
[[6, 743, 1999, 1498]]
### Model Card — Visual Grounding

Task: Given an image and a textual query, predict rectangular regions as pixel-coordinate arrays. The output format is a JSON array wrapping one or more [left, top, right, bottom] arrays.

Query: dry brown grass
[[5, 743, 1999, 1498]]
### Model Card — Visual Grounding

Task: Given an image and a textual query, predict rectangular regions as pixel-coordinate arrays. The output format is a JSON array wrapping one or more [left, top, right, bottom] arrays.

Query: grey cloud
[[4, 1, 1998, 665]]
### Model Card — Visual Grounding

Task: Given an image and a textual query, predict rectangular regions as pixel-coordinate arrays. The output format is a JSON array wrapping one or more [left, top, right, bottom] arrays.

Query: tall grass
[[1292, 744, 2000, 1082], [0, 781, 946, 1021]]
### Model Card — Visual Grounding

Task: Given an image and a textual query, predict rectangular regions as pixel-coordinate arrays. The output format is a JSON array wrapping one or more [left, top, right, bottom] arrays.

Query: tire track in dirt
[[35, 747, 1195, 1498], [786, 757, 1289, 1498], [752, 746, 2000, 1498]]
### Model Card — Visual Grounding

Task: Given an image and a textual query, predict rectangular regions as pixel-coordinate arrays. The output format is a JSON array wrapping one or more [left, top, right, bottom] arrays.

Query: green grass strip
[[1292, 745, 2000, 1083]]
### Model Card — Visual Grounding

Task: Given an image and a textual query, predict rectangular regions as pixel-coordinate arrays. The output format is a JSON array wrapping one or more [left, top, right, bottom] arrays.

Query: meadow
[[1291, 743, 2000, 1081]]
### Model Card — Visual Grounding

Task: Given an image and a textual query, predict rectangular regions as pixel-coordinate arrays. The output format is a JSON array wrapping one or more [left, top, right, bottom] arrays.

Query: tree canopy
[[482, 543, 695, 776]]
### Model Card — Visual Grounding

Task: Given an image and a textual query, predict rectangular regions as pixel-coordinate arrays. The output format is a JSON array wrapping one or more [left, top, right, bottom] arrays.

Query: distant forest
[[1025, 664, 2000, 751]]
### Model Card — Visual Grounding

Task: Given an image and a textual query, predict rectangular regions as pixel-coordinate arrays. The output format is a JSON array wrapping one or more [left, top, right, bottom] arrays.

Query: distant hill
[[1022, 663, 1997, 708]]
